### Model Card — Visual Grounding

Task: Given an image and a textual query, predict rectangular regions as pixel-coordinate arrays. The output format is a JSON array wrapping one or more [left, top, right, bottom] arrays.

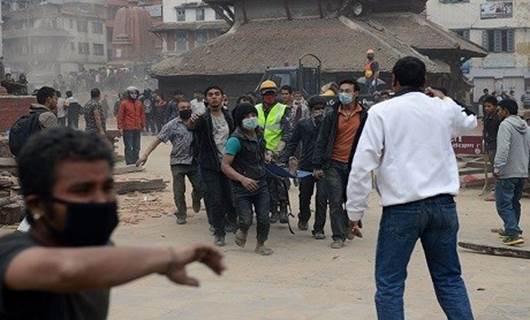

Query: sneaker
[[313, 231, 326, 240], [502, 235, 525, 246], [235, 229, 248, 248], [330, 240, 345, 249], [279, 209, 289, 224], [255, 243, 273, 256], [298, 221, 308, 231], [214, 235, 226, 247], [192, 198, 201, 213], [270, 211, 280, 224], [209, 225, 215, 235], [176, 216, 187, 225]]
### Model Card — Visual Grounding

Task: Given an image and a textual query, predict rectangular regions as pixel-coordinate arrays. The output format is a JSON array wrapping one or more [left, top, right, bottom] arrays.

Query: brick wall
[[0, 96, 36, 132]]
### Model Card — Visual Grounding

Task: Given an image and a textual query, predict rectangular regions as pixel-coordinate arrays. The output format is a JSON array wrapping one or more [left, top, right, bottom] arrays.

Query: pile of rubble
[[0, 173, 23, 225]]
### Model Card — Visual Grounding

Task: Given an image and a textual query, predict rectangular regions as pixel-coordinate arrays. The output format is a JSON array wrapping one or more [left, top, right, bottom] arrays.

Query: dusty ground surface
[[106, 136, 530, 320], [1, 134, 528, 320]]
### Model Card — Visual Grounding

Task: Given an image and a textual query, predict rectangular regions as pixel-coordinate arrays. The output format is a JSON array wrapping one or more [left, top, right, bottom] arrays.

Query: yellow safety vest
[[255, 103, 287, 151]]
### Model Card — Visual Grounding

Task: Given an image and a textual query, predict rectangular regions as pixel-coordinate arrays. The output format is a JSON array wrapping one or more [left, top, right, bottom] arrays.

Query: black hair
[[232, 103, 257, 127], [308, 96, 326, 109], [236, 95, 255, 105], [483, 88, 489, 93], [56, 91, 62, 98], [65, 90, 73, 97], [280, 85, 293, 94], [392, 56, 426, 89], [18, 128, 114, 202], [338, 79, 360, 92], [498, 99, 518, 115], [204, 86, 224, 97], [91, 88, 101, 99], [483, 96, 498, 106], [36, 86, 56, 105]]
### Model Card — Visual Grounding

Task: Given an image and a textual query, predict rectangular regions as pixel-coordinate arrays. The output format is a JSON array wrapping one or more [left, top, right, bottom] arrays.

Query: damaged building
[[151, 0, 487, 101]]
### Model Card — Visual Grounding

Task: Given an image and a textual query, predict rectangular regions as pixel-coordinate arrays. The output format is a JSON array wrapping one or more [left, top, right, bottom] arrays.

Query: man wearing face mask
[[221, 103, 273, 256], [118, 86, 145, 165], [255, 80, 292, 224], [188, 86, 237, 247], [313, 80, 368, 249], [137, 98, 202, 225], [281, 96, 328, 239], [0, 128, 225, 320]]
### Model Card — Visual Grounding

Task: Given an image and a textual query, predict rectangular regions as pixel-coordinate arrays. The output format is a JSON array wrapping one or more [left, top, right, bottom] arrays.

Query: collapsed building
[[151, 0, 486, 101]]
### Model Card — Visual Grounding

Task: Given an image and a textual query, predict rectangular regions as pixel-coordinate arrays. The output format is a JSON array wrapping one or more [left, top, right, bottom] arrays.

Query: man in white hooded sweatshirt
[[345, 57, 476, 320]]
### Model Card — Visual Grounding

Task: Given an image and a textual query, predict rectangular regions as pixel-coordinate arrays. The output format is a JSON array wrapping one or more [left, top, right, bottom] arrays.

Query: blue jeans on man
[[495, 178, 525, 236], [375, 195, 473, 320]]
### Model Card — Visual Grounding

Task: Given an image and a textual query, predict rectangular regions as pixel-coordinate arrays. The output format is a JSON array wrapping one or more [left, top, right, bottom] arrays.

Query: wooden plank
[[458, 241, 530, 259], [113, 165, 145, 176], [115, 178, 166, 195]]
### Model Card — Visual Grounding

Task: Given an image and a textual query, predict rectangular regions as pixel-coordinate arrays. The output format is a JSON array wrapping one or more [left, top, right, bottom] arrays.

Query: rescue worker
[[255, 80, 292, 224]]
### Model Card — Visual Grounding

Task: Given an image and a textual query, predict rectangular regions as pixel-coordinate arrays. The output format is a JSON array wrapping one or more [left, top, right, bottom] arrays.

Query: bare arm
[[94, 110, 105, 135], [221, 154, 259, 192], [137, 138, 163, 166], [5, 245, 225, 293]]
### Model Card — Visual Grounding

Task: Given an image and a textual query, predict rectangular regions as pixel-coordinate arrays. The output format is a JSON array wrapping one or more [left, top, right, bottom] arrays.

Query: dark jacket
[[193, 109, 235, 171], [230, 128, 266, 182], [280, 117, 321, 171], [312, 100, 368, 170], [483, 112, 501, 151]]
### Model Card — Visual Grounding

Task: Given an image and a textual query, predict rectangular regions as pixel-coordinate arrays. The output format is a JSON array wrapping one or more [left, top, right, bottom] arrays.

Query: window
[[77, 20, 88, 32], [78, 42, 89, 55], [69, 19, 73, 29], [176, 31, 187, 50], [196, 8, 205, 21], [482, 29, 515, 53], [215, 9, 223, 20], [70, 42, 75, 51], [176, 8, 186, 21], [452, 29, 470, 40], [196, 31, 207, 45], [92, 21, 103, 34], [93, 43, 104, 56]]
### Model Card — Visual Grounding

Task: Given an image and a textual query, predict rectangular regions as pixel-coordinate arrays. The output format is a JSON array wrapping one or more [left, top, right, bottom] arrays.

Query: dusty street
[[104, 136, 530, 320]]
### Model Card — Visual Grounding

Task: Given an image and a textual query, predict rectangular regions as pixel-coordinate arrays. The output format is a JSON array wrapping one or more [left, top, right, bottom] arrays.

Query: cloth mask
[[179, 110, 192, 120], [338, 93, 354, 105], [242, 117, 259, 130]]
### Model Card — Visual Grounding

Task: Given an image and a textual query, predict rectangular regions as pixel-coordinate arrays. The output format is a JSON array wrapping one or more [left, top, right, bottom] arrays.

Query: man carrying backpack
[[9, 86, 58, 157]]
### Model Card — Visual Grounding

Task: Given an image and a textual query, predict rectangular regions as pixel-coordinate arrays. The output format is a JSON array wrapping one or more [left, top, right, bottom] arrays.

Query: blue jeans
[[495, 178, 525, 237], [123, 130, 141, 165], [375, 195, 473, 320]]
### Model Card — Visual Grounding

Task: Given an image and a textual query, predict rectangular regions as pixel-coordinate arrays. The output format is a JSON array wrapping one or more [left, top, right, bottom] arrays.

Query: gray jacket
[[494, 115, 530, 179]]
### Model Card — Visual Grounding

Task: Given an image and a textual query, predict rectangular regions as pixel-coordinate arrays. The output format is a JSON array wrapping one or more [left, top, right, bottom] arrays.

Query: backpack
[[9, 110, 44, 156]]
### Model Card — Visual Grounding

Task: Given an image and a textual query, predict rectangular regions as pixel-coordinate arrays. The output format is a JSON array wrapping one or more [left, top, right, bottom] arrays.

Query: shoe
[[330, 240, 345, 249], [298, 221, 308, 231], [192, 198, 201, 213], [313, 231, 326, 240], [235, 229, 248, 248], [502, 235, 524, 246], [255, 243, 273, 256], [176, 216, 187, 225], [279, 206, 289, 224], [270, 211, 280, 224], [214, 235, 226, 247], [209, 225, 215, 235]]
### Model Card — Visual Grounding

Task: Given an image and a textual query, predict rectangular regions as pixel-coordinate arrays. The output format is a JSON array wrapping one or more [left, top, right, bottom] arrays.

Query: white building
[[427, 0, 530, 103], [152, 0, 229, 56]]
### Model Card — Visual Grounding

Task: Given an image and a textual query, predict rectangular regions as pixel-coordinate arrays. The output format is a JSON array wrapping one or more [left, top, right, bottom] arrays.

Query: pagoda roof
[[152, 16, 459, 77]]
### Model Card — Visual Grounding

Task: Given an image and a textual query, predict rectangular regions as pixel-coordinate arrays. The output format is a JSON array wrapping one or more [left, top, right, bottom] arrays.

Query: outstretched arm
[[5, 245, 225, 293]]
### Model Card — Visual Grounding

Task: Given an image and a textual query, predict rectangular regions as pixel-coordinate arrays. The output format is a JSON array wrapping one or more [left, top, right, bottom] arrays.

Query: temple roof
[[151, 21, 229, 33], [152, 14, 474, 77]]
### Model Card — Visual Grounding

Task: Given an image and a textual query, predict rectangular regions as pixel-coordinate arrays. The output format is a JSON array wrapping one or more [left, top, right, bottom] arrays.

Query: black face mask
[[179, 110, 192, 120], [45, 198, 119, 247]]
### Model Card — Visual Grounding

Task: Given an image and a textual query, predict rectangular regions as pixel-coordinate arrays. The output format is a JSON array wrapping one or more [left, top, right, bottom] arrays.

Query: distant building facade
[[152, 0, 229, 56], [2, 0, 108, 84], [427, 0, 530, 103]]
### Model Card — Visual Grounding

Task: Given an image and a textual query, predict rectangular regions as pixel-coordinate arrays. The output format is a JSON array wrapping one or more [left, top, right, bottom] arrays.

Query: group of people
[[0, 56, 487, 319], [481, 93, 530, 246]]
